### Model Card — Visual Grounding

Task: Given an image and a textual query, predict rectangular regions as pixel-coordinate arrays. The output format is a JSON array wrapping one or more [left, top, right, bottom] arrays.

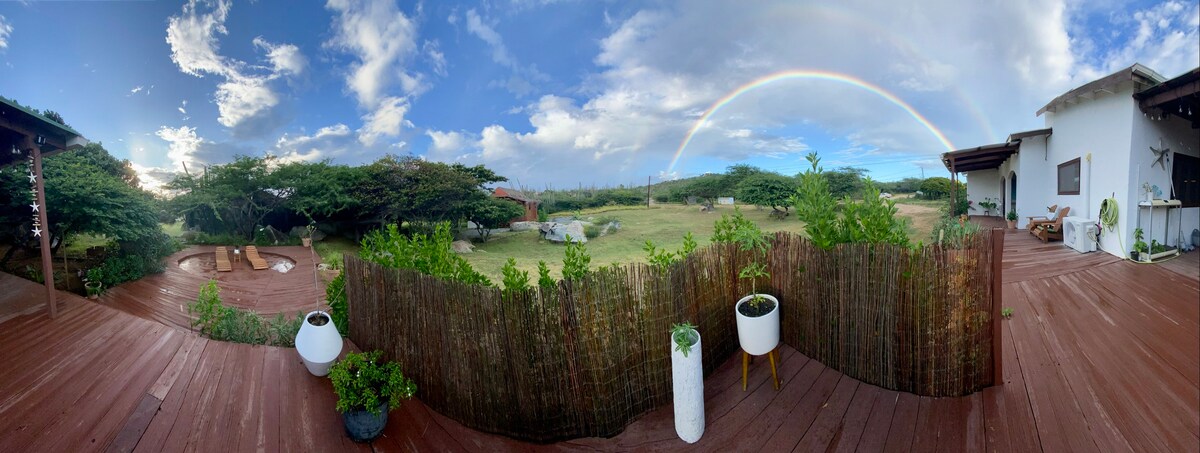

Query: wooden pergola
[[1, 96, 88, 318]]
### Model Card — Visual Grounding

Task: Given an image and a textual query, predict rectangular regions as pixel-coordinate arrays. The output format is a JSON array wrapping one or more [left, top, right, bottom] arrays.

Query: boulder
[[544, 221, 587, 243], [451, 240, 475, 254], [550, 216, 575, 224], [510, 221, 540, 232], [599, 221, 621, 237]]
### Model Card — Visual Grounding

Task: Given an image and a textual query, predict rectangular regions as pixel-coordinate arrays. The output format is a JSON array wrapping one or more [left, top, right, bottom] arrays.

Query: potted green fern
[[1006, 209, 1017, 229], [329, 351, 417, 442]]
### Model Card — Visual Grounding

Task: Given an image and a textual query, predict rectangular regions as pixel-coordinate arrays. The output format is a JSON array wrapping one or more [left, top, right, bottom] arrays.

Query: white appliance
[[1063, 216, 1098, 253]]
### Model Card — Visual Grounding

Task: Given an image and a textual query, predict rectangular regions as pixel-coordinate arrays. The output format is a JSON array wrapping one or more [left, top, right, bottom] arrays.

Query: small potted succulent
[[670, 322, 703, 443], [329, 350, 417, 442], [1005, 210, 1018, 229], [84, 268, 103, 300]]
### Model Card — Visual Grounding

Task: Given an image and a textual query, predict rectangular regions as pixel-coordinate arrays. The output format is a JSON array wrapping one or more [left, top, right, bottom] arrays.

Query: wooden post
[[990, 227, 1005, 385], [30, 137, 58, 318], [950, 159, 957, 215]]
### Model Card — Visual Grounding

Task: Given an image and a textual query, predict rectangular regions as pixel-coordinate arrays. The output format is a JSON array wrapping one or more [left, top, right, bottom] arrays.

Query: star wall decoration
[[30, 203, 39, 213], [1151, 143, 1170, 171], [32, 226, 42, 238], [27, 171, 36, 183]]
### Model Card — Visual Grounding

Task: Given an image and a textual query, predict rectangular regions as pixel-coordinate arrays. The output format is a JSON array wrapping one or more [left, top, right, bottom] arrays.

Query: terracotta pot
[[302, 238, 312, 248], [1006, 220, 1017, 229]]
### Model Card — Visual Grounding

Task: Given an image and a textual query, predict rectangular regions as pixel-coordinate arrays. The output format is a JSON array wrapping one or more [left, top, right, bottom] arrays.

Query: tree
[[167, 156, 293, 239], [272, 161, 365, 224], [682, 174, 730, 207], [41, 110, 67, 126], [735, 173, 795, 212], [917, 177, 963, 200], [466, 197, 524, 242], [360, 155, 498, 226], [822, 167, 868, 198]]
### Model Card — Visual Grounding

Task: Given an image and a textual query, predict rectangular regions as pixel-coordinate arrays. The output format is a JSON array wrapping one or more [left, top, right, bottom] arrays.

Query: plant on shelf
[[329, 350, 417, 443], [84, 267, 104, 300], [978, 197, 998, 216], [1132, 227, 1148, 261]]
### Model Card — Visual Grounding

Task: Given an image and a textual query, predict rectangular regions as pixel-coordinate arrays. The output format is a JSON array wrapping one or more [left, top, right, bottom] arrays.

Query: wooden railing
[[344, 229, 1003, 442]]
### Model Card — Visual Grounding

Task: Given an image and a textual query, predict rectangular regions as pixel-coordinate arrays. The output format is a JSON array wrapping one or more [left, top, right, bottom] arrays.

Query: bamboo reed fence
[[344, 229, 1002, 442]]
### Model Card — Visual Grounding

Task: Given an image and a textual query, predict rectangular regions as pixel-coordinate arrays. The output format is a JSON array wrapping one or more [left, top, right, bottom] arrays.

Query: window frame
[[1057, 157, 1081, 195], [1173, 153, 1200, 208]]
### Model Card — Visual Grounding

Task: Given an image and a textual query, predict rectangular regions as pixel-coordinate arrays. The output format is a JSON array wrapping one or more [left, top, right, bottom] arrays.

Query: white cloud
[[466, 9, 514, 67], [357, 96, 410, 146], [130, 86, 144, 94], [0, 15, 11, 50], [178, 100, 188, 115], [155, 125, 206, 172], [463, 9, 550, 96], [130, 163, 177, 194], [423, 40, 447, 77], [325, 0, 420, 108], [165, 0, 305, 137], [253, 37, 307, 76]]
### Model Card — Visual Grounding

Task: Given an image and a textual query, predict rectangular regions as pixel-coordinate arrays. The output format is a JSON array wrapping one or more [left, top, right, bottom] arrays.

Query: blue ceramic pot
[[343, 402, 388, 442]]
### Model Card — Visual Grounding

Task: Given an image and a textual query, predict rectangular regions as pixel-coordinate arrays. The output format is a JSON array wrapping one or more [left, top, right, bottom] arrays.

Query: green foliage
[[723, 215, 772, 305], [583, 223, 603, 239], [326, 272, 348, 336], [1133, 228, 1148, 254], [711, 207, 757, 244], [538, 187, 646, 213], [978, 197, 998, 212], [1006, 209, 1018, 221], [501, 258, 531, 294], [930, 215, 982, 248], [537, 260, 555, 289], [875, 177, 924, 194], [793, 152, 909, 248], [86, 267, 103, 284], [561, 236, 591, 281], [671, 322, 698, 358], [1001, 307, 1014, 318], [644, 232, 698, 269], [950, 191, 971, 216], [188, 280, 301, 346], [821, 167, 868, 198], [682, 173, 733, 205], [468, 197, 525, 243], [360, 155, 505, 225], [918, 177, 953, 199], [537, 208, 549, 222], [735, 172, 796, 212], [360, 222, 491, 285], [329, 351, 417, 415]]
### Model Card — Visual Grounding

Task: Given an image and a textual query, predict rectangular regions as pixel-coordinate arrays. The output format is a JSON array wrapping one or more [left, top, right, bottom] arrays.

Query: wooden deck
[[100, 246, 328, 330], [0, 230, 1196, 452]]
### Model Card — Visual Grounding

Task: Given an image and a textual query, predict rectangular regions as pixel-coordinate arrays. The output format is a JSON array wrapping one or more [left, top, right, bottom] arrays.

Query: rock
[[550, 216, 575, 224], [544, 221, 587, 243], [599, 221, 621, 237], [317, 263, 332, 271], [510, 221, 540, 232], [451, 240, 475, 253]]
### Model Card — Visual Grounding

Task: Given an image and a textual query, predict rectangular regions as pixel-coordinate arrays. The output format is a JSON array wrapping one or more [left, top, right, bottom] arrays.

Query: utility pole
[[921, 167, 925, 179], [647, 175, 651, 208]]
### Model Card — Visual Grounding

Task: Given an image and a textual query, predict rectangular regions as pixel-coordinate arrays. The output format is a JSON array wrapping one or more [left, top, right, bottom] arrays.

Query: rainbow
[[666, 70, 958, 176]]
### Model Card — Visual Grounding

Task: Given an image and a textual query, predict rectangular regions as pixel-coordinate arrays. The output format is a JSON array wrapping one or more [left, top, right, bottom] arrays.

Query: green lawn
[[313, 236, 361, 269], [463, 204, 807, 282]]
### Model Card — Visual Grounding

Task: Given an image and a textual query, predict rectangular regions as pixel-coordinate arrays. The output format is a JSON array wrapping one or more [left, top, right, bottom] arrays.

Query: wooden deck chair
[[245, 245, 269, 270], [1028, 206, 1069, 232], [1033, 216, 1067, 243], [215, 247, 232, 272]]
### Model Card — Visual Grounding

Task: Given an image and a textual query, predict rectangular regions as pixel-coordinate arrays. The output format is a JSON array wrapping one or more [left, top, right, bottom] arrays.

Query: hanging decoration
[[1150, 140, 1170, 171], [25, 151, 43, 238]]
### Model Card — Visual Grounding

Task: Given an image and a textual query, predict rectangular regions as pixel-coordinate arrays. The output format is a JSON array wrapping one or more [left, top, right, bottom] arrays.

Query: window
[[1174, 153, 1200, 208], [1057, 158, 1081, 195]]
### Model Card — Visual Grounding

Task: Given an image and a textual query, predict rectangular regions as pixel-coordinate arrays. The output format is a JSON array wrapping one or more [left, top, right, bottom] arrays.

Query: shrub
[[561, 236, 590, 281], [583, 223, 603, 239], [930, 215, 982, 248], [501, 258, 531, 294], [644, 232, 698, 269], [711, 208, 756, 244], [537, 260, 555, 289], [188, 280, 302, 346], [793, 152, 909, 248], [326, 271, 348, 336], [329, 350, 417, 415], [360, 222, 491, 286]]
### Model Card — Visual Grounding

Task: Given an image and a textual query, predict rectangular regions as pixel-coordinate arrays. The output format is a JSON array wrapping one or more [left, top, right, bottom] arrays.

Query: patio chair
[[1028, 206, 1069, 232], [245, 245, 269, 270], [1032, 216, 1066, 243], [215, 247, 232, 272]]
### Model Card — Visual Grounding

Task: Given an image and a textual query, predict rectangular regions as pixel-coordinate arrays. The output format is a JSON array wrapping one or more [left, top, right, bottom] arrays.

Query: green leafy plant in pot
[[329, 350, 417, 442], [1005, 209, 1018, 229], [84, 268, 103, 300], [728, 217, 780, 357], [1132, 227, 1148, 261]]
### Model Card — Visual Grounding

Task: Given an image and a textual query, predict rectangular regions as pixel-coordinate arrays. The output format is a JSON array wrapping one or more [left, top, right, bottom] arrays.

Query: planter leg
[[769, 349, 780, 390], [742, 351, 750, 391]]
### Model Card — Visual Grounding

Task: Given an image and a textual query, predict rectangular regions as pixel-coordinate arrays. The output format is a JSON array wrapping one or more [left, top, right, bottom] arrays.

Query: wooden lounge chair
[[1032, 216, 1066, 243], [215, 247, 232, 272], [1028, 206, 1069, 231], [245, 245, 269, 270]]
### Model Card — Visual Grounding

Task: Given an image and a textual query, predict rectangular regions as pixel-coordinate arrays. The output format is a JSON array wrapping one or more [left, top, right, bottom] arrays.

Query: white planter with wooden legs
[[735, 294, 781, 390], [671, 329, 704, 443]]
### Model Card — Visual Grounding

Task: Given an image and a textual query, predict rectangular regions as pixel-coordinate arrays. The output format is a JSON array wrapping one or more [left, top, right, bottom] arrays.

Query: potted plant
[[329, 350, 417, 442], [1132, 227, 1148, 261], [670, 322, 704, 443], [733, 221, 779, 359], [84, 268, 103, 300], [301, 224, 315, 248], [1006, 209, 1018, 229], [295, 310, 343, 376], [979, 197, 998, 216]]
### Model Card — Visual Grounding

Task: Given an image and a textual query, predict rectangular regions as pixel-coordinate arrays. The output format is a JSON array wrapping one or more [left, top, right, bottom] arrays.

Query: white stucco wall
[[965, 170, 1002, 216], [1035, 84, 1137, 257], [1128, 108, 1200, 251]]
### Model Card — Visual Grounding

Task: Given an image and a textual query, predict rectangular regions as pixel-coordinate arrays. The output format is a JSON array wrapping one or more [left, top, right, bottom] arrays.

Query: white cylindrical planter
[[295, 310, 343, 376], [735, 294, 780, 356], [671, 329, 704, 443]]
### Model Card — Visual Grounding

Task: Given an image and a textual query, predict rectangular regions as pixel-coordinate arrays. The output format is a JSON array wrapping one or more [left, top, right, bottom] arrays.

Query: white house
[[943, 64, 1199, 259]]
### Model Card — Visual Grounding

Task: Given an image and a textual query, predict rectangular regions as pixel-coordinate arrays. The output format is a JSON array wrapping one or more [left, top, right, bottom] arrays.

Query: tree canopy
[[735, 172, 795, 212]]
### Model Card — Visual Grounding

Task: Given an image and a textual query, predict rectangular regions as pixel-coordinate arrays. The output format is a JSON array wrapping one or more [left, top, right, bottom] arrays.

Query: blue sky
[[1, 0, 1197, 191]]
